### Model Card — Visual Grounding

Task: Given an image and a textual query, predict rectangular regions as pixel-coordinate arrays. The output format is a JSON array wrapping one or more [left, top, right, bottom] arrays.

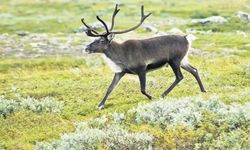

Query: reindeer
[[81, 5, 206, 109]]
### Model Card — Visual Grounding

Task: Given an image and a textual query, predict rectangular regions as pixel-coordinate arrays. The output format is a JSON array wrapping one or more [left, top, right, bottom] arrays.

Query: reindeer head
[[82, 4, 151, 54], [84, 35, 114, 53]]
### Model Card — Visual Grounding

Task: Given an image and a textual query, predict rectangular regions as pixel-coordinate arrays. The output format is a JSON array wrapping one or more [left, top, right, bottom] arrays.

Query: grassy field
[[0, 0, 250, 149]]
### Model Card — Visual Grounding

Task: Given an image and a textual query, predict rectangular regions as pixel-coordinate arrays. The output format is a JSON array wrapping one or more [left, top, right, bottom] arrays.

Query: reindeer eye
[[100, 39, 106, 43]]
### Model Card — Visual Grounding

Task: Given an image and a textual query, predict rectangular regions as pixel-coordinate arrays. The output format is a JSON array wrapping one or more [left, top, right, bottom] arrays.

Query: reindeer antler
[[111, 5, 151, 34], [110, 4, 120, 31], [81, 18, 100, 36], [96, 16, 110, 35], [81, 5, 151, 37]]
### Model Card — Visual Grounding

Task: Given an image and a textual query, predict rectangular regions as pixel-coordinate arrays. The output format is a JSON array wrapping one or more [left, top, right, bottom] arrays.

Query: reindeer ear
[[107, 33, 115, 41]]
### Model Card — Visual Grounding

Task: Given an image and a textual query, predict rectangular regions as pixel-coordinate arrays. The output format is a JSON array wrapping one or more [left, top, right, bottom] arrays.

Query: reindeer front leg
[[98, 72, 125, 109], [138, 70, 152, 99]]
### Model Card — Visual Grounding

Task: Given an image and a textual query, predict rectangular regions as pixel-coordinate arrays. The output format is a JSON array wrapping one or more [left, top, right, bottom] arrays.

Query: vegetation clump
[[130, 96, 250, 149], [0, 96, 64, 118], [36, 120, 154, 150]]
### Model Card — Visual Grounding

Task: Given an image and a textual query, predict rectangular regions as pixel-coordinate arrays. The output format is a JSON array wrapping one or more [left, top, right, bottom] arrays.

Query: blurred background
[[0, 0, 250, 57], [0, 0, 250, 149]]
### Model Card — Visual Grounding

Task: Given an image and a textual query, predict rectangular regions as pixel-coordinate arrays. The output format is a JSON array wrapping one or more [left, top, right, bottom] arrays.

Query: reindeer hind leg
[[181, 64, 206, 92], [161, 60, 183, 97]]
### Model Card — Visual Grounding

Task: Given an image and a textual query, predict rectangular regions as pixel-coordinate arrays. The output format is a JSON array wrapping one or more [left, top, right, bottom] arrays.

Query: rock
[[186, 28, 213, 34], [30, 33, 48, 40], [189, 48, 206, 56], [237, 11, 250, 21], [75, 26, 86, 33], [245, 43, 250, 47], [236, 31, 247, 37], [144, 25, 158, 33], [154, 28, 183, 36], [76, 21, 111, 33], [89, 21, 110, 30], [149, 17, 190, 27], [166, 28, 183, 34], [220, 48, 247, 56], [16, 31, 29, 36], [155, 31, 167, 36], [0, 33, 87, 58], [192, 16, 227, 24]]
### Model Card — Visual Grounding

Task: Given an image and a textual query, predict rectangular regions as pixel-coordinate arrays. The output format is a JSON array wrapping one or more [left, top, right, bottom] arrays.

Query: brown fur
[[104, 35, 188, 74]]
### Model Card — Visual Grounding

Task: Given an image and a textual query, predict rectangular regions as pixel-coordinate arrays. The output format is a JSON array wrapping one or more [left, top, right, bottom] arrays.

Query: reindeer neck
[[104, 41, 122, 59]]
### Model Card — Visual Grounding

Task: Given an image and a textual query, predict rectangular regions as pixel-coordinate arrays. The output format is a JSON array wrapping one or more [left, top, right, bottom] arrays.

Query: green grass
[[0, 0, 250, 149], [1, 37, 250, 148]]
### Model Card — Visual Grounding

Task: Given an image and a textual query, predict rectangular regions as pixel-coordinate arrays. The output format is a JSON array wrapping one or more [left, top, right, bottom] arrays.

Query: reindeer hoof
[[202, 89, 207, 93], [97, 105, 104, 110]]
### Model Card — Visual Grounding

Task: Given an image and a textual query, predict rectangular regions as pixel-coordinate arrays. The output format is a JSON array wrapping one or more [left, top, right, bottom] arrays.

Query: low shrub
[[35, 125, 153, 150], [130, 96, 250, 129], [112, 112, 126, 124], [130, 96, 250, 149], [0, 96, 63, 117], [35, 96, 250, 150]]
